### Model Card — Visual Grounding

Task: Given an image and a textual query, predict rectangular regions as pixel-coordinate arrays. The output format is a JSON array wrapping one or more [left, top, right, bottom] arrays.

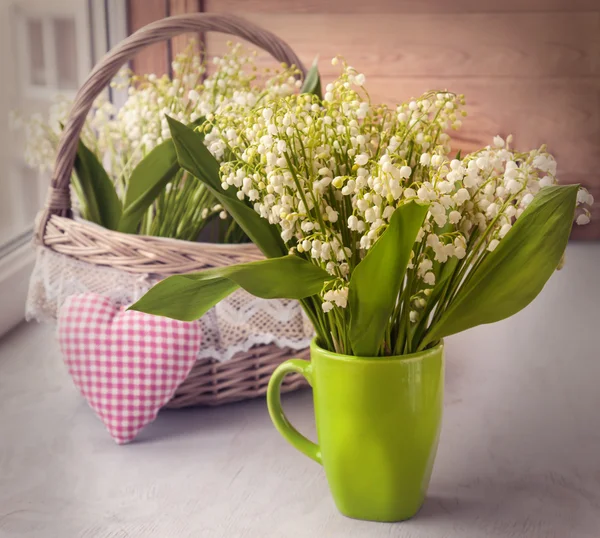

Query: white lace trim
[[27, 247, 313, 362]]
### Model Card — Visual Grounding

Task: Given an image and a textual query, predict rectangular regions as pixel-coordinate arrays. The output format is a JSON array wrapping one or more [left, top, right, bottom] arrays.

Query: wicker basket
[[34, 13, 310, 408]]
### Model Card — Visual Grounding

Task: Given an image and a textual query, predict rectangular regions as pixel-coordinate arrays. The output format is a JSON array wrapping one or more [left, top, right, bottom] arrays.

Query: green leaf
[[301, 60, 323, 99], [421, 185, 579, 348], [348, 202, 429, 356], [167, 116, 286, 258], [118, 139, 180, 233], [118, 118, 206, 234], [130, 255, 332, 321], [132, 277, 238, 322], [73, 139, 121, 229]]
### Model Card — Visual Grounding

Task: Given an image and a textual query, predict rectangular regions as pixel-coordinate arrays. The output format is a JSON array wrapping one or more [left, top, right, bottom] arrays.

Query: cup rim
[[310, 338, 443, 364]]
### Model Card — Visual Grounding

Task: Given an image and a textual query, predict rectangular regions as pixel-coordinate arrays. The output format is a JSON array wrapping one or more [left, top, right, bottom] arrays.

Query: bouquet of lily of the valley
[[130, 58, 594, 522], [132, 60, 592, 356], [16, 43, 302, 242]]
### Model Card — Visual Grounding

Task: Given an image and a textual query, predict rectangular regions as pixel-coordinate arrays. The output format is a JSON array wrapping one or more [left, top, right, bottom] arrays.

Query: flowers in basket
[[15, 43, 303, 242], [129, 59, 593, 522]]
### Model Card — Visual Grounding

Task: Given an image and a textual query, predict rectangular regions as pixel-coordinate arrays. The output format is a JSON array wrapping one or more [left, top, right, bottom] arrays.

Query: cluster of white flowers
[[110, 43, 300, 180], [11, 96, 104, 174], [204, 60, 594, 317], [15, 42, 303, 239], [17, 42, 300, 189]]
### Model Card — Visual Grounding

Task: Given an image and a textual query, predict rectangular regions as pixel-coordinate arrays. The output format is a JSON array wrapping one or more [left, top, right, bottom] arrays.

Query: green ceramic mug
[[267, 339, 444, 522]]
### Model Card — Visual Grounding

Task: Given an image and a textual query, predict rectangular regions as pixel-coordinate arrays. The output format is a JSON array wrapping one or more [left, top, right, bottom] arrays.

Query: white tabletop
[[0, 243, 599, 538]]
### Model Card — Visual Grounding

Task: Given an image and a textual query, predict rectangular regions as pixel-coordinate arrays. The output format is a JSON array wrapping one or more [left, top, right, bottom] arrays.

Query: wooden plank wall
[[127, 0, 201, 76], [128, 0, 600, 239]]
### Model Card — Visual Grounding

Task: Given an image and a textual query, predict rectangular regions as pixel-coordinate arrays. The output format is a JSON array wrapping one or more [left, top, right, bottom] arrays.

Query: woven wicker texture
[[43, 216, 265, 274], [36, 14, 310, 406], [166, 346, 310, 408]]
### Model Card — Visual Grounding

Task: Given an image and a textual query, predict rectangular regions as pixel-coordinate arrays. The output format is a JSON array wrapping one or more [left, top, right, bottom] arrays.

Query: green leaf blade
[[130, 255, 332, 321], [301, 61, 323, 99], [166, 116, 287, 259], [118, 139, 180, 233], [74, 139, 122, 229], [130, 276, 239, 321], [348, 202, 429, 356], [422, 185, 579, 346]]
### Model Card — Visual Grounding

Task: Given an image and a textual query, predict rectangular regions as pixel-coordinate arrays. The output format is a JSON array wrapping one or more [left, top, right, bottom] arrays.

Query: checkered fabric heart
[[58, 293, 202, 444]]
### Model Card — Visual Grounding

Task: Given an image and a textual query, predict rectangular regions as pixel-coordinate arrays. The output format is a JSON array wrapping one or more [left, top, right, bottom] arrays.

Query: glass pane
[[0, 166, 36, 246], [27, 18, 46, 87], [54, 17, 78, 90], [20, 164, 44, 225], [0, 192, 19, 247]]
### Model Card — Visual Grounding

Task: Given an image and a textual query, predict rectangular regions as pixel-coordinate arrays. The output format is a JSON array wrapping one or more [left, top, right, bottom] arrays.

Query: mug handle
[[267, 359, 322, 464]]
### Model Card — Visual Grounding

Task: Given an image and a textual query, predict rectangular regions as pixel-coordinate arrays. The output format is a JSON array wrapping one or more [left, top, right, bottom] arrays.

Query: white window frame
[[0, 234, 37, 336], [13, 0, 92, 101], [0, 0, 127, 336]]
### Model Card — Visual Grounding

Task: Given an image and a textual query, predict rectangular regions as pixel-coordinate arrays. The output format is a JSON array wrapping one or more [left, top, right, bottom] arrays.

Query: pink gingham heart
[[57, 293, 201, 444]]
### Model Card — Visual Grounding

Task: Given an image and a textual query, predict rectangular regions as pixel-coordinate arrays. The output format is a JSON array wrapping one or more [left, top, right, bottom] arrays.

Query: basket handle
[[36, 13, 306, 242]]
